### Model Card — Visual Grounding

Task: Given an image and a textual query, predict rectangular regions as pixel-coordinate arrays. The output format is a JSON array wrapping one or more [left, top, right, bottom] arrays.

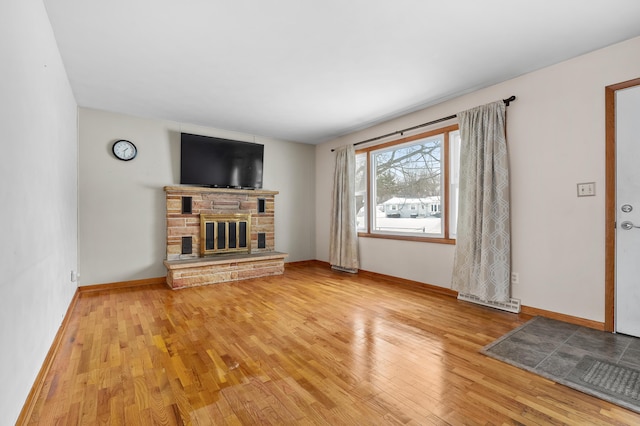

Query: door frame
[[605, 77, 640, 332]]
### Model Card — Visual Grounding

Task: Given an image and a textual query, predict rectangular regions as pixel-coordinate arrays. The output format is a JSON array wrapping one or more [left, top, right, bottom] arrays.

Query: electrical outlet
[[511, 272, 519, 285], [71, 270, 78, 282]]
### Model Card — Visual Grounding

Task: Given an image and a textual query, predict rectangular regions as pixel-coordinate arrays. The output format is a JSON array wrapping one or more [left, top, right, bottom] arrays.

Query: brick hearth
[[163, 186, 287, 289]]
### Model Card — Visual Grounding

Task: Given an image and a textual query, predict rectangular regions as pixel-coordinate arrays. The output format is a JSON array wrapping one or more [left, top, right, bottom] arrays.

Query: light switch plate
[[577, 182, 596, 197]]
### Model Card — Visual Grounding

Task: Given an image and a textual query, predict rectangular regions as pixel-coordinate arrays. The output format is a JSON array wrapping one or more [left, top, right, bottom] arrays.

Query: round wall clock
[[112, 139, 137, 161]]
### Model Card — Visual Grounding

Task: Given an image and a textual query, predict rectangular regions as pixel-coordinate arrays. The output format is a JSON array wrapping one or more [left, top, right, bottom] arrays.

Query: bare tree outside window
[[356, 127, 459, 241], [371, 135, 443, 235], [374, 138, 441, 203]]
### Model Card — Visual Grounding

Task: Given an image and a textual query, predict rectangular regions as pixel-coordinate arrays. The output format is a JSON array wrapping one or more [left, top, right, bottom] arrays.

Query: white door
[[615, 84, 640, 337]]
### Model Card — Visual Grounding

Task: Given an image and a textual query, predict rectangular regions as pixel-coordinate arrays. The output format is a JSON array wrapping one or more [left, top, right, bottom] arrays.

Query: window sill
[[357, 232, 456, 245]]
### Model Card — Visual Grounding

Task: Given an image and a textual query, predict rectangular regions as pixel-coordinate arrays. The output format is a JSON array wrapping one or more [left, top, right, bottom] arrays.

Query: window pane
[[371, 135, 443, 236], [449, 130, 460, 238], [355, 153, 367, 231]]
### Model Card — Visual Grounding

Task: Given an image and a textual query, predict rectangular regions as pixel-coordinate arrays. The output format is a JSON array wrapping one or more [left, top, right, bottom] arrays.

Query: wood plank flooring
[[25, 263, 640, 425]]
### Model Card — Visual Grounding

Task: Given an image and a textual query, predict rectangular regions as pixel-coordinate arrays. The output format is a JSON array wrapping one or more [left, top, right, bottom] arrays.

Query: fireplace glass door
[[200, 214, 251, 255]]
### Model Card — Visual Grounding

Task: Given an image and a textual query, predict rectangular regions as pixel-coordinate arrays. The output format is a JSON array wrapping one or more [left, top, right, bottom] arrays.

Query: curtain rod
[[331, 95, 516, 152]]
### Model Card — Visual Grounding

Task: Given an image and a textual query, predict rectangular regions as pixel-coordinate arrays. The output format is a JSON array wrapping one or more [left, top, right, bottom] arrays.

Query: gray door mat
[[566, 355, 640, 411], [482, 316, 640, 413]]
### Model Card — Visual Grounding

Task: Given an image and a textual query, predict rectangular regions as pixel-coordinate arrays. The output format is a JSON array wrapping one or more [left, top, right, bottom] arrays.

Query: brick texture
[[165, 255, 286, 289], [163, 186, 285, 289]]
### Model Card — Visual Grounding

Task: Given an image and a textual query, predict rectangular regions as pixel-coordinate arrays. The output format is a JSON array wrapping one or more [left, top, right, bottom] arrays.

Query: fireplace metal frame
[[200, 213, 252, 256]]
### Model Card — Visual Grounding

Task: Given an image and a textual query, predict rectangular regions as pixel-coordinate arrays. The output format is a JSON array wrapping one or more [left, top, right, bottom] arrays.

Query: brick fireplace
[[163, 186, 287, 289]]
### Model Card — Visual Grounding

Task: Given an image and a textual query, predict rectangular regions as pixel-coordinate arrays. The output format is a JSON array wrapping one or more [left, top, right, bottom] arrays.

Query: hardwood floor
[[26, 263, 640, 425]]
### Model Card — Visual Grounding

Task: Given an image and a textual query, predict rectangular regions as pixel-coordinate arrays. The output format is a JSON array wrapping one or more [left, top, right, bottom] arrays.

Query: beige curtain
[[329, 145, 359, 272], [452, 101, 510, 302]]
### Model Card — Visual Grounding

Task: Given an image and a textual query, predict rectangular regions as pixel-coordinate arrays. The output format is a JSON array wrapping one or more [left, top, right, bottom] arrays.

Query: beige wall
[[0, 1, 78, 423], [316, 36, 640, 323], [78, 109, 316, 286]]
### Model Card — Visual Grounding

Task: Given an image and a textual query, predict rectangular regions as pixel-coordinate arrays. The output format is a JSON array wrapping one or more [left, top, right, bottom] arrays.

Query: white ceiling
[[43, 0, 640, 144]]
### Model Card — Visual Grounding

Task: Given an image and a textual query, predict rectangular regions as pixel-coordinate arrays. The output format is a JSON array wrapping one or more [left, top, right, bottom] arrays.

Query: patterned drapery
[[329, 145, 359, 272], [452, 101, 511, 302]]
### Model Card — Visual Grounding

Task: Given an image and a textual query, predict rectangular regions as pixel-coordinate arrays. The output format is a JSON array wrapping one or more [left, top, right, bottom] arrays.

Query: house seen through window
[[355, 125, 460, 243]]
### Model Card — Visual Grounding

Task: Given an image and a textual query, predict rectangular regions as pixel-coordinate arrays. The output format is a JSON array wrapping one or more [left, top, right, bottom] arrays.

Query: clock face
[[112, 140, 137, 161]]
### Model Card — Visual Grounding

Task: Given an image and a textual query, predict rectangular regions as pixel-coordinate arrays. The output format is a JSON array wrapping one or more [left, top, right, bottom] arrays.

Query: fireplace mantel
[[163, 185, 286, 289], [164, 186, 279, 197]]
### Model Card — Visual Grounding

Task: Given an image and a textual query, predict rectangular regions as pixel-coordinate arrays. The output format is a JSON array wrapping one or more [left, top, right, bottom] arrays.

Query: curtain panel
[[329, 145, 359, 272], [452, 101, 511, 302]]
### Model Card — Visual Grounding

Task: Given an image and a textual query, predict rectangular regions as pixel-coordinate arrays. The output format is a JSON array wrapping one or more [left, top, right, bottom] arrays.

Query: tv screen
[[180, 133, 264, 189]]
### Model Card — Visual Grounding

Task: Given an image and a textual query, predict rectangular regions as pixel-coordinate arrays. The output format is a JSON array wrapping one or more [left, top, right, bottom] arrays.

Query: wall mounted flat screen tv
[[180, 133, 264, 189]]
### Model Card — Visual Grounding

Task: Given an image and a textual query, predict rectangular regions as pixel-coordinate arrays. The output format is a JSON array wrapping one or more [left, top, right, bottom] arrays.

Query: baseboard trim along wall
[[17, 289, 80, 425], [78, 276, 167, 292], [520, 305, 605, 331], [356, 268, 459, 298], [305, 260, 604, 331]]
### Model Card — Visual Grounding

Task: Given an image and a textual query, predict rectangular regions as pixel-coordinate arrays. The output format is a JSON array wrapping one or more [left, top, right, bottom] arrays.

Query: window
[[356, 125, 460, 243]]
